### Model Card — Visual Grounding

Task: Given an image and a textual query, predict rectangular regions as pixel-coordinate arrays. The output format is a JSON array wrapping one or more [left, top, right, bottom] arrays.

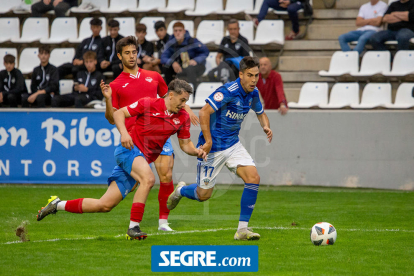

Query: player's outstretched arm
[[179, 139, 207, 160], [100, 80, 115, 125], [184, 104, 200, 126], [113, 108, 134, 150], [257, 112, 273, 143], [199, 103, 216, 154]]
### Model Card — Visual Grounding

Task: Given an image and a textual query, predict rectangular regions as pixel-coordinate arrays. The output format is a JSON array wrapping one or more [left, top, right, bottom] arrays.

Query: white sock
[[238, 221, 248, 230], [57, 201, 66, 211], [129, 221, 140, 228], [159, 219, 168, 227]]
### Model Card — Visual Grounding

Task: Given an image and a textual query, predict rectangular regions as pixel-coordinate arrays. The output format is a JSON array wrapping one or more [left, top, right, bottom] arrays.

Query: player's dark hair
[[116, 36, 138, 54], [135, 23, 147, 33], [83, 51, 97, 61], [154, 21, 166, 31], [38, 45, 51, 54], [90, 17, 103, 26], [239, 56, 259, 73], [108, 19, 120, 28], [4, 54, 15, 64], [168, 79, 193, 95]]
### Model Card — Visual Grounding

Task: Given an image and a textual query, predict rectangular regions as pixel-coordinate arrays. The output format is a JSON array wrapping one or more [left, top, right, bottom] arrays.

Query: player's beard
[[123, 59, 138, 70]]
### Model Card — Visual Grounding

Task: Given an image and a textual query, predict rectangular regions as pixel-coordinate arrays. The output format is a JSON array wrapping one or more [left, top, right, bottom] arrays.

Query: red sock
[[130, 202, 145, 222], [65, 198, 84, 214], [159, 181, 174, 220]]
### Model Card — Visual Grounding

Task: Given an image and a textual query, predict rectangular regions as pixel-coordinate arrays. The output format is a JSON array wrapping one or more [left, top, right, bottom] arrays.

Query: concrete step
[[284, 40, 341, 51], [335, 0, 367, 9], [282, 50, 337, 56], [312, 19, 355, 25], [313, 9, 359, 19], [307, 24, 356, 40], [279, 71, 334, 82], [284, 88, 301, 103], [279, 56, 331, 71]]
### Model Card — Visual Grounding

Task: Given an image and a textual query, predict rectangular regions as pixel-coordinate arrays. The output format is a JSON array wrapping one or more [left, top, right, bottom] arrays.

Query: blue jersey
[[197, 78, 264, 153]]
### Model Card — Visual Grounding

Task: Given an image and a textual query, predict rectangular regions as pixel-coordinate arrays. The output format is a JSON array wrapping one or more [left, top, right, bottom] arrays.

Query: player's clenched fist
[[263, 126, 273, 143], [121, 132, 134, 150], [196, 148, 207, 161], [200, 141, 212, 155]]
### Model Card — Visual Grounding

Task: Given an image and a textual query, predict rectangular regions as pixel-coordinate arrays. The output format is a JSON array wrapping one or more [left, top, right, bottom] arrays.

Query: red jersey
[[256, 70, 287, 109], [110, 69, 168, 131], [126, 97, 191, 163]]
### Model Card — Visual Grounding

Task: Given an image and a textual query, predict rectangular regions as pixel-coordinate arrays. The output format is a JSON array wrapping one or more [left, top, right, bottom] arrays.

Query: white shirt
[[357, 1, 388, 32]]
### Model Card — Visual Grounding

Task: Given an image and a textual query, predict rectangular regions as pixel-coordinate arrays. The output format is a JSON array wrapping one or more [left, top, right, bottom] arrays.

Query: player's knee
[[142, 176, 155, 189], [246, 174, 260, 184], [198, 195, 211, 201], [159, 171, 173, 183]]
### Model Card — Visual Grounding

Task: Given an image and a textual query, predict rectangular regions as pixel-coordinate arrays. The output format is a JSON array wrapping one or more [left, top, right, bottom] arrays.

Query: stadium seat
[[0, 18, 20, 43], [19, 48, 39, 74], [50, 48, 76, 68], [245, 0, 263, 15], [250, 20, 284, 46], [384, 83, 414, 109], [217, 0, 253, 14], [319, 83, 360, 109], [158, 0, 194, 13], [59, 80, 74, 95], [130, 0, 165, 12], [351, 51, 391, 77], [225, 20, 254, 42], [100, 0, 136, 13], [196, 20, 224, 45], [140, 17, 165, 41], [319, 51, 359, 77], [71, 0, 108, 13], [114, 17, 136, 37], [185, 0, 221, 16], [203, 52, 218, 76], [25, 79, 31, 94], [350, 83, 391, 109], [0, 0, 21, 14], [69, 17, 106, 43], [0, 48, 18, 71], [11, 18, 49, 43], [40, 18, 77, 44], [383, 51, 414, 77], [191, 82, 223, 108], [288, 82, 328, 108], [167, 20, 194, 37]]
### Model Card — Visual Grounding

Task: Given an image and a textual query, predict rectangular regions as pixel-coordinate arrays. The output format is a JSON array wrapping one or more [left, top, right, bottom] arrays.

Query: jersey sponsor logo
[[91, 79, 97, 86], [235, 101, 241, 106], [173, 118, 180, 125], [145, 77, 153, 83], [226, 110, 247, 120], [129, 101, 138, 108], [122, 83, 129, 88], [153, 113, 160, 116], [213, 92, 224, 102]]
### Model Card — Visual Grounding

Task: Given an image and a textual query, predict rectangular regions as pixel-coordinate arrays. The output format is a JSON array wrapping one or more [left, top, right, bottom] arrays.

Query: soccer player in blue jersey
[[167, 56, 273, 240]]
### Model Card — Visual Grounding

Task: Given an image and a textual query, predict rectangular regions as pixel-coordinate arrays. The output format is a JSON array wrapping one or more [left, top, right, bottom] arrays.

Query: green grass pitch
[[0, 184, 413, 275]]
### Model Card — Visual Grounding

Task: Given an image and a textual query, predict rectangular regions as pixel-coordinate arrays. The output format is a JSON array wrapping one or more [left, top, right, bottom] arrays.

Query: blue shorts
[[161, 137, 174, 156], [107, 166, 136, 199]]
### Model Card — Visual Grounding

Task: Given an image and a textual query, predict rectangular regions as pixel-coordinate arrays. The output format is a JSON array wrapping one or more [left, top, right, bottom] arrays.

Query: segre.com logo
[[151, 245, 258, 272]]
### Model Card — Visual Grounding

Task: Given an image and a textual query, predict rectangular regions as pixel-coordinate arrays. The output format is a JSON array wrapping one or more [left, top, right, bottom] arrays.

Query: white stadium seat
[[114, 17, 136, 37], [319, 83, 360, 109], [59, 80, 74, 95], [40, 18, 78, 44], [11, 18, 49, 43], [140, 17, 165, 42], [25, 79, 32, 94], [0, 0, 21, 14], [185, 0, 222, 16], [196, 20, 224, 45], [217, 0, 253, 14], [250, 20, 284, 46], [384, 83, 414, 109], [190, 82, 223, 108], [351, 83, 391, 109], [203, 52, 218, 76], [245, 0, 263, 15], [0, 48, 18, 71], [130, 0, 165, 12], [71, 0, 108, 13], [69, 17, 106, 43], [351, 51, 391, 77], [50, 48, 76, 68], [158, 0, 194, 13], [167, 20, 194, 37], [319, 51, 359, 77], [100, 0, 136, 13], [383, 51, 414, 77], [0, 18, 20, 43], [288, 82, 329, 108], [19, 48, 40, 75]]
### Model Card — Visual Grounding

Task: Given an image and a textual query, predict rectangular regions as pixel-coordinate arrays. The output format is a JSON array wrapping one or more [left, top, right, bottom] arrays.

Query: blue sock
[[180, 183, 200, 201], [239, 183, 259, 222]]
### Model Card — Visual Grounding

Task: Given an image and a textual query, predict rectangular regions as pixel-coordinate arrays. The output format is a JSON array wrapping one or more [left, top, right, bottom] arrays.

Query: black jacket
[[0, 68, 27, 96], [218, 34, 250, 61], [31, 63, 59, 95], [74, 35, 104, 64], [75, 70, 104, 100], [102, 34, 124, 65], [65, 0, 78, 7], [156, 33, 170, 57]]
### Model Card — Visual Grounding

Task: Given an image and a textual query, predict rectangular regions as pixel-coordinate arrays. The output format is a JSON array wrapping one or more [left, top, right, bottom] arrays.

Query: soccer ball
[[310, 222, 337, 246]]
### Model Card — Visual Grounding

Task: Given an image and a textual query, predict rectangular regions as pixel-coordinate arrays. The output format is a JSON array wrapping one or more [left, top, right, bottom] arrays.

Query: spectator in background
[[153, 21, 170, 75], [370, 0, 414, 50], [135, 24, 159, 72], [22, 45, 59, 108], [256, 57, 288, 114], [0, 54, 27, 108], [52, 51, 103, 108], [101, 19, 124, 79], [209, 19, 251, 83], [338, 0, 388, 54], [31, 0, 77, 17], [161, 22, 209, 87], [58, 18, 104, 79]]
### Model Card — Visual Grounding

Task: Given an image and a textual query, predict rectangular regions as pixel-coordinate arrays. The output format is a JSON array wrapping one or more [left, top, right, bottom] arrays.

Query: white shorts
[[196, 141, 256, 189]]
